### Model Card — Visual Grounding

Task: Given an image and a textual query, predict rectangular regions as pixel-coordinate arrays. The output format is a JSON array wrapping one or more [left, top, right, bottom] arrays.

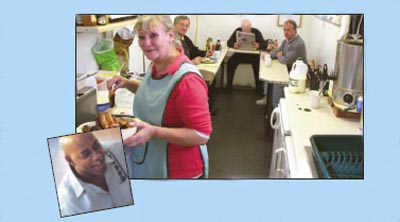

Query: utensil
[[322, 64, 328, 79], [77, 71, 98, 81], [318, 80, 329, 96], [310, 59, 316, 71]]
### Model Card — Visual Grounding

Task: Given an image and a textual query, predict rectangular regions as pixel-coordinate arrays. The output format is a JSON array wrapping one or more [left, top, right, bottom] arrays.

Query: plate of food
[[77, 112, 138, 140], [201, 57, 218, 64]]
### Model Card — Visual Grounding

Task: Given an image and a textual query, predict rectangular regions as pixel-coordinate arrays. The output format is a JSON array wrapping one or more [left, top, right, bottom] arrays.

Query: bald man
[[226, 19, 265, 94], [57, 132, 132, 217]]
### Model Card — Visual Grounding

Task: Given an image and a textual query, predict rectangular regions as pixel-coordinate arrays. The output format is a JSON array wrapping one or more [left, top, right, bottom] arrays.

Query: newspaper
[[236, 31, 256, 50]]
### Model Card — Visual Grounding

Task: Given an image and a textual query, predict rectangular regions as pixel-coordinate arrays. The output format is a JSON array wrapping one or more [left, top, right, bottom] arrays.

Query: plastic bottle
[[356, 96, 363, 113], [289, 58, 308, 93]]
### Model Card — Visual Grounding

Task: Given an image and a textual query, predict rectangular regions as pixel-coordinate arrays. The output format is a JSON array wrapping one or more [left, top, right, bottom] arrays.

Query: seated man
[[226, 19, 265, 94], [174, 15, 212, 65], [270, 19, 307, 72], [57, 131, 133, 217], [257, 19, 307, 105]]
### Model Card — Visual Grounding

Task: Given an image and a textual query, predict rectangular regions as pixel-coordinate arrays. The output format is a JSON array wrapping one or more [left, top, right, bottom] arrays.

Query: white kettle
[[289, 59, 308, 93]]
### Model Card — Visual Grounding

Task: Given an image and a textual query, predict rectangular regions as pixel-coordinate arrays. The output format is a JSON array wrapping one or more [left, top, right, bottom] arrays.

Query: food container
[[289, 59, 308, 93], [310, 135, 363, 179]]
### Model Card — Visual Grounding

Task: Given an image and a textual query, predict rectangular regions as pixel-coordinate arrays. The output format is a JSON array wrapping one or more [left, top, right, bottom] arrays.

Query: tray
[[310, 135, 364, 179]]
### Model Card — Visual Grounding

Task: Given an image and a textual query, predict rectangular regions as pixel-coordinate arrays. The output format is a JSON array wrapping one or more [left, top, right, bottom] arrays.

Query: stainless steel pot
[[332, 39, 363, 108]]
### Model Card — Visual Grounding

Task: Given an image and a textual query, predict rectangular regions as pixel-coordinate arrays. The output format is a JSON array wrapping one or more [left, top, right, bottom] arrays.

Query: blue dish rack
[[310, 135, 364, 179]]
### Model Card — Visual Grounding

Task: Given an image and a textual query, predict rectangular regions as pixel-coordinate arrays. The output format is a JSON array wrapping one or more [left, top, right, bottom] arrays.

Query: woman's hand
[[107, 75, 141, 94], [107, 75, 127, 91], [123, 121, 155, 147]]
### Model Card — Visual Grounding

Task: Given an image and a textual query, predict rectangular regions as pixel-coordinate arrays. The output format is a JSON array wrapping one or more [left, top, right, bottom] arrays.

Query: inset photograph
[[47, 128, 134, 217]]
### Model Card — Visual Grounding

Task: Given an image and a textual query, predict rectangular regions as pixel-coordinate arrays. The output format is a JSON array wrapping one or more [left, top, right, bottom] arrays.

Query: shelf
[[76, 18, 138, 33], [313, 15, 341, 27]]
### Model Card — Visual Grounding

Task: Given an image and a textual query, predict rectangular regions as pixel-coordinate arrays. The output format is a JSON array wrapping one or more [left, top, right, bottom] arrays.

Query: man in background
[[57, 132, 133, 217], [174, 15, 212, 65], [271, 19, 307, 71], [226, 19, 265, 94], [257, 19, 307, 105]]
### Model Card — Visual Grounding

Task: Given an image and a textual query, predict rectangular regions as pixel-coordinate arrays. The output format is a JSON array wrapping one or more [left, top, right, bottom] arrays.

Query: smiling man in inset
[[57, 132, 133, 217]]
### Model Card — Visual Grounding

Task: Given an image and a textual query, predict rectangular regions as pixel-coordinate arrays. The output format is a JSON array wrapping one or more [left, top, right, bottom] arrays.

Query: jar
[[83, 15, 97, 26]]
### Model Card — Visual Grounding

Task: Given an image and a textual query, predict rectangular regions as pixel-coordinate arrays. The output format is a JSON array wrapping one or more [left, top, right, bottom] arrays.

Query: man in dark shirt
[[226, 19, 265, 94], [174, 15, 212, 65]]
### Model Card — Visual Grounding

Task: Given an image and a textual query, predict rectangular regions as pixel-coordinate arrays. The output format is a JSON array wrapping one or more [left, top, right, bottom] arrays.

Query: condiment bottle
[[274, 39, 278, 49], [109, 88, 115, 108], [215, 38, 222, 51], [205, 37, 212, 51]]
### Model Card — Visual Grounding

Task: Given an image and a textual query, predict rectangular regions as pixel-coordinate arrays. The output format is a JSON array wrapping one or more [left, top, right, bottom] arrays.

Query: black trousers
[[226, 53, 262, 93]]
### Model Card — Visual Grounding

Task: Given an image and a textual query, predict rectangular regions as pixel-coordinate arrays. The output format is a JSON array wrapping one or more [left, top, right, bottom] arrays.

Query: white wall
[[187, 15, 289, 87], [301, 15, 341, 72], [183, 14, 338, 87]]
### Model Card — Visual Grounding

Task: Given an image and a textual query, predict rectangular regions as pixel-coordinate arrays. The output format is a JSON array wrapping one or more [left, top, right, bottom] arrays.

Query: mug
[[309, 90, 321, 109]]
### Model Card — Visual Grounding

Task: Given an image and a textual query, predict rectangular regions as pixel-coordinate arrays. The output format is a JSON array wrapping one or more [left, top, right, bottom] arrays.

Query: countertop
[[284, 87, 361, 178]]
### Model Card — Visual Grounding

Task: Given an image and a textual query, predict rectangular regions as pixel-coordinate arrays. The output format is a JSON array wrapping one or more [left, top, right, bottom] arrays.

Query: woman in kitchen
[[107, 15, 212, 179]]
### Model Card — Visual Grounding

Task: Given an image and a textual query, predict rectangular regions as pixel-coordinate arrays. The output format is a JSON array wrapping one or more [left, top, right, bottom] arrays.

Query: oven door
[[269, 102, 291, 178], [269, 133, 292, 178]]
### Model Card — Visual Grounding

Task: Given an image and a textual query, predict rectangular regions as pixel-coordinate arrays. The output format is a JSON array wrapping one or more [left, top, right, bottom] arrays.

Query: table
[[227, 47, 261, 55], [197, 47, 228, 87], [196, 48, 228, 114], [259, 55, 289, 135]]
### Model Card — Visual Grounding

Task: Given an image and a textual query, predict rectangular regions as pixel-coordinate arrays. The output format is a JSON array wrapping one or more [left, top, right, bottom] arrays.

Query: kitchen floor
[[207, 87, 273, 179]]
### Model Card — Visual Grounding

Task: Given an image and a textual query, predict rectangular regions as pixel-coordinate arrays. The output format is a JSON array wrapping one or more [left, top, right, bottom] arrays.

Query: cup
[[309, 90, 321, 109], [263, 53, 271, 67], [95, 76, 107, 90]]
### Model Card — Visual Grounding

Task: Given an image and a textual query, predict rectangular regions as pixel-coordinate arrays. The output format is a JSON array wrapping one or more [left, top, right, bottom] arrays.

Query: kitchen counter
[[284, 87, 361, 178]]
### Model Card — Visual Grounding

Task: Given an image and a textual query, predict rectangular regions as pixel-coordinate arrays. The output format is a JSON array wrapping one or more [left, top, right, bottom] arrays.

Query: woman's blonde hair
[[134, 15, 181, 47]]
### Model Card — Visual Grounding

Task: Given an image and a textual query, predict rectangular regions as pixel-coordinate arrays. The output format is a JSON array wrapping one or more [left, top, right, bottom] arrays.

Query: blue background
[[0, 0, 398, 221]]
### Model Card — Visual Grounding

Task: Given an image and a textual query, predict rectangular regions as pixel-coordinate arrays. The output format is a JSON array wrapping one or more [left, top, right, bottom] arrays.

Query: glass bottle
[[215, 38, 222, 51], [206, 37, 212, 51]]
